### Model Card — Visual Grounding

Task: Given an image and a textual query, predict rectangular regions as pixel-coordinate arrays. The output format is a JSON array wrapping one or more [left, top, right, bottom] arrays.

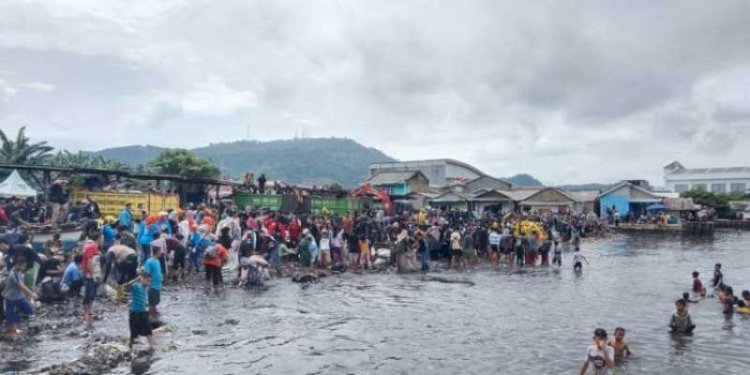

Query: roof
[[0, 170, 38, 198], [0, 162, 237, 186], [430, 192, 475, 203], [503, 189, 542, 201], [366, 171, 425, 185], [567, 190, 600, 203], [473, 189, 513, 202], [664, 161, 750, 180], [600, 181, 660, 199], [369, 158, 486, 178], [466, 175, 512, 186], [663, 197, 696, 211]]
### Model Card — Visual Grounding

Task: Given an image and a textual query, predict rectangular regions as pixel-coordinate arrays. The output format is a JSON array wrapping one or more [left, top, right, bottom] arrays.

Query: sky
[[1, 0, 749, 186]]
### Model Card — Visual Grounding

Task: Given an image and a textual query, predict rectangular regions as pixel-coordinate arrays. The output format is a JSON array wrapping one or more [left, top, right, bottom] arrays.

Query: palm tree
[[0, 126, 54, 164]]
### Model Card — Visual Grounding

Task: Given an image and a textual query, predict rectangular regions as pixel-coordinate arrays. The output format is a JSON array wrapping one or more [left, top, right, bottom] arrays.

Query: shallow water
[[15, 231, 750, 374]]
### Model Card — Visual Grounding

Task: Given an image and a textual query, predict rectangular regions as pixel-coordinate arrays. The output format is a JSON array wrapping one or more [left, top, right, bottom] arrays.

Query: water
[[17, 231, 750, 374]]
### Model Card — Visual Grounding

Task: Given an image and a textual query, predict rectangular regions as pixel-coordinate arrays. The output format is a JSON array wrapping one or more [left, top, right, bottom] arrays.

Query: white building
[[663, 161, 750, 194], [369, 159, 485, 188]]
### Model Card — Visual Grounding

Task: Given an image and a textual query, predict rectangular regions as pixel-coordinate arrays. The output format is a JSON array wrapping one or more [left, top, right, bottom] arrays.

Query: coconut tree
[[0, 126, 54, 164]]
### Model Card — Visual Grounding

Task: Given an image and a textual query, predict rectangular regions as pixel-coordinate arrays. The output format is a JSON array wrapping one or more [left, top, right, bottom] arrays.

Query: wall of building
[[600, 195, 630, 217], [666, 179, 750, 194], [370, 160, 482, 188]]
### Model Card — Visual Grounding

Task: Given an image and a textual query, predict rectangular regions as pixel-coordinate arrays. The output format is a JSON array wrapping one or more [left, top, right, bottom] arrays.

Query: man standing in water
[[580, 328, 614, 375]]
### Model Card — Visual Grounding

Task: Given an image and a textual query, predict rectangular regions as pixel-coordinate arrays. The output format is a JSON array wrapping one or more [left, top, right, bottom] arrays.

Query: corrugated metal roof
[[567, 190, 600, 203], [367, 171, 421, 185], [670, 166, 750, 175], [430, 192, 475, 202], [663, 197, 696, 211], [503, 189, 541, 201]]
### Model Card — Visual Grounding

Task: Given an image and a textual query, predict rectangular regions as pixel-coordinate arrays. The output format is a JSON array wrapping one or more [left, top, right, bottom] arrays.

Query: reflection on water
[[17, 231, 750, 374]]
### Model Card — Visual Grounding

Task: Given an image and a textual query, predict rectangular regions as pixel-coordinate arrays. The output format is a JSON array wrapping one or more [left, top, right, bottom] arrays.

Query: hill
[[91, 138, 395, 187], [507, 174, 543, 186]]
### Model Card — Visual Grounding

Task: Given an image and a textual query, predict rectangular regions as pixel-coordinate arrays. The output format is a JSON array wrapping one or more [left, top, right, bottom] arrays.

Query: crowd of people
[[0, 201, 599, 344]]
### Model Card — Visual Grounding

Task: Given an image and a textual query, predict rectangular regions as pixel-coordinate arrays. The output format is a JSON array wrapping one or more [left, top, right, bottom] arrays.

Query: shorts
[[574, 262, 582, 270], [83, 278, 98, 306], [451, 249, 463, 257], [119, 254, 139, 284], [148, 288, 160, 307], [490, 244, 500, 253], [205, 264, 223, 286], [172, 251, 186, 270], [463, 249, 477, 260], [4, 298, 33, 323], [348, 253, 360, 262], [129, 311, 153, 339]]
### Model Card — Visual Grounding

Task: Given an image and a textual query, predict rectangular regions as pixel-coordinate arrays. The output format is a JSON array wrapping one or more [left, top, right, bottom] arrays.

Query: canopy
[[0, 169, 38, 198], [646, 203, 666, 211]]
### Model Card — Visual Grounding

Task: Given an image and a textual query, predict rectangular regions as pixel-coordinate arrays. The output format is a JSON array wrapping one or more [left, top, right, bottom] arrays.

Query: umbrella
[[647, 203, 666, 211]]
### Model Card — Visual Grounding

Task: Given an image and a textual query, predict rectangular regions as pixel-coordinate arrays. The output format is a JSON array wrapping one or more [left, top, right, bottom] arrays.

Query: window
[[674, 184, 689, 193], [692, 184, 707, 191], [711, 183, 726, 193], [730, 183, 747, 193]]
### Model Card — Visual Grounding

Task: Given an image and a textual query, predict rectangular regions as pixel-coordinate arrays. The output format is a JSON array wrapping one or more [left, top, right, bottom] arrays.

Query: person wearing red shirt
[[692, 271, 706, 298], [82, 233, 102, 327]]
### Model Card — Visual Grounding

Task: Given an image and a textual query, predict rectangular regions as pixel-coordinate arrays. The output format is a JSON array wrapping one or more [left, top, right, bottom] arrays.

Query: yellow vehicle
[[70, 189, 180, 217]]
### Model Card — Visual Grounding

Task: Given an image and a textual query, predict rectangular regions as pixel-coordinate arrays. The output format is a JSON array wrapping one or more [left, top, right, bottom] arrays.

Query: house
[[465, 175, 512, 194], [472, 189, 514, 213], [428, 192, 476, 210], [567, 190, 600, 214], [664, 161, 750, 193], [366, 171, 429, 197], [599, 181, 662, 218], [505, 187, 577, 213], [369, 159, 484, 189]]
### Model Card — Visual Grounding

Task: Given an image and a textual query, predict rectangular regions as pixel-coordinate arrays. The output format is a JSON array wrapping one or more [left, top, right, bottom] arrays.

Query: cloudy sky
[[1, 0, 749, 185]]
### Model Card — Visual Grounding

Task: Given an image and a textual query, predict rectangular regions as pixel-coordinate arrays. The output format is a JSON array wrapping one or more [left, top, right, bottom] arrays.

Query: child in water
[[608, 327, 632, 358], [580, 328, 614, 375], [572, 247, 589, 272], [552, 241, 562, 267], [691, 271, 706, 298], [669, 299, 695, 334]]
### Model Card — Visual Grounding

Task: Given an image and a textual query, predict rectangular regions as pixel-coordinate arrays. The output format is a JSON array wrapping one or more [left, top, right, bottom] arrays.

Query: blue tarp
[[647, 203, 666, 211]]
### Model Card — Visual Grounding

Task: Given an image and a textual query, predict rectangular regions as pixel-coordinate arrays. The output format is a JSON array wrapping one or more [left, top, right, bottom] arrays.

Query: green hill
[[91, 138, 395, 187], [507, 173, 543, 186]]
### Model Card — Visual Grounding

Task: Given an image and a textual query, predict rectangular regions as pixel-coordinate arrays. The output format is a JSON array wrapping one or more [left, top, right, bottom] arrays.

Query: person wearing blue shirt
[[118, 203, 134, 232], [102, 221, 117, 251], [61, 254, 84, 296], [129, 272, 155, 349], [143, 247, 163, 317]]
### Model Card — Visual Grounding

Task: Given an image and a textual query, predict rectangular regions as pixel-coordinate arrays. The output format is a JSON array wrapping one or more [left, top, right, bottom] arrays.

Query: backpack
[[203, 244, 218, 259]]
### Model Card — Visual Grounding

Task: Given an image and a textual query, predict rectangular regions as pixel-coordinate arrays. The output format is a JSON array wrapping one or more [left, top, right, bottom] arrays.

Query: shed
[[506, 187, 577, 213], [567, 190, 600, 214], [599, 181, 662, 218], [366, 171, 429, 196], [473, 189, 514, 213]]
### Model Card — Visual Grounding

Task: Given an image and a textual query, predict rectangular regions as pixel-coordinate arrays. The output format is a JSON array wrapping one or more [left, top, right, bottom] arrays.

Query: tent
[[0, 169, 38, 198], [646, 203, 666, 212]]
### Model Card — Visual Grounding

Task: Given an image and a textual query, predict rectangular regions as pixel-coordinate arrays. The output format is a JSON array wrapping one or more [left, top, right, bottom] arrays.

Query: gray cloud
[[1, 0, 749, 184]]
